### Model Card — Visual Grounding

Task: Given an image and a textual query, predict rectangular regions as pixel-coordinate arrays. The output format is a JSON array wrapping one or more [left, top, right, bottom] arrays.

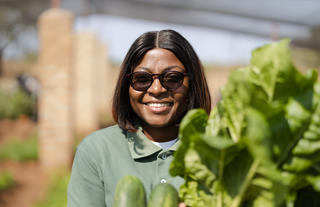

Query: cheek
[[173, 85, 189, 110], [176, 80, 189, 101], [129, 87, 143, 111], [176, 94, 189, 111], [129, 88, 137, 105]]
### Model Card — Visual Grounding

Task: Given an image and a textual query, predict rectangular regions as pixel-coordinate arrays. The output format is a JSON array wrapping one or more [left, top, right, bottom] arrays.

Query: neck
[[142, 124, 179, 142]]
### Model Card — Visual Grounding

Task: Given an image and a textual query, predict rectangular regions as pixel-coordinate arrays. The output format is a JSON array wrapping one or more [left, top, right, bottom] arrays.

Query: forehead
[[134, 48, 185, 73]]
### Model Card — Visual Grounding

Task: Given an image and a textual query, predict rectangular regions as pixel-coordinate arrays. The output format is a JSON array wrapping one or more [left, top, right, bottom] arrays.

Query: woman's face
[[129, 48, 189, 129]]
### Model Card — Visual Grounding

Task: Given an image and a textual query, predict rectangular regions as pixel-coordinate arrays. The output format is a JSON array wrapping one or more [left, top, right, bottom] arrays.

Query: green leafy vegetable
[[170, 39, 320, 207]]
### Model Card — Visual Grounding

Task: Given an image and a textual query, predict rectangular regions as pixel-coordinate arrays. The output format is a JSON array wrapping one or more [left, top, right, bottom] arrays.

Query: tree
[[0, 0, 49, 76]]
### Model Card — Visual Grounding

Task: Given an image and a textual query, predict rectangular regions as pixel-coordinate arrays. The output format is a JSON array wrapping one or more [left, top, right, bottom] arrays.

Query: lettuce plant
[[170, 40, 320, 207]]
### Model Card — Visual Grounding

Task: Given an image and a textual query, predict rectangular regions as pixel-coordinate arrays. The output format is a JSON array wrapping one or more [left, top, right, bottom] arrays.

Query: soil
[[0, 116, 36, 144], [0, 117, 48, 207]]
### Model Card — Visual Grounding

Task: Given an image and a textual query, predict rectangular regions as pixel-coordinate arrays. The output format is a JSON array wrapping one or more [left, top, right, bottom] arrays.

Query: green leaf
[[180, 109, 208, 139], [282, 152, 320, 172], [223, 150, 254, 199], [221, 68, 255, 142], [244, 108, 272, 165], [170, 109, 208, 177], [179, 180, 215, 207], [184, 148, 216, 189], [250, 39, 295, 101], [285, 98, 311, 135], [293, 139, 320, 155], [306, 175, 320, 192], [249, 180, 288, 207], [171, 39, 320, 207]]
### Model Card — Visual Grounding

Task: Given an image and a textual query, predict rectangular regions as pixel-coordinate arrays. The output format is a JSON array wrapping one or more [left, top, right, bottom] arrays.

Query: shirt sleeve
[[67, 147, 107, 207]]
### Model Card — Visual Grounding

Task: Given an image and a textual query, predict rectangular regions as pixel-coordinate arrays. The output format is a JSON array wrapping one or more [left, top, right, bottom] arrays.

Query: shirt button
[[162, 153, 167, 159], [160, 179, 167, 183]]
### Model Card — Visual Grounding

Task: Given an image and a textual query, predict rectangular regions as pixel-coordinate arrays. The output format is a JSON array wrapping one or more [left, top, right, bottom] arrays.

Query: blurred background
[[0, 0, 319, 206]]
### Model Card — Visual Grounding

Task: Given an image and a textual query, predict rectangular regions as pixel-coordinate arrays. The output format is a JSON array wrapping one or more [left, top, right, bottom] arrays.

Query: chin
[[143, 118, 178, 129], [147, 122, 170, 128]]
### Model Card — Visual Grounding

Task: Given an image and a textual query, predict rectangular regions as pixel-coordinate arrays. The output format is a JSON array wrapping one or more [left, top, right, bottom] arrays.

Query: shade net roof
[[61, 0, 320, 48]]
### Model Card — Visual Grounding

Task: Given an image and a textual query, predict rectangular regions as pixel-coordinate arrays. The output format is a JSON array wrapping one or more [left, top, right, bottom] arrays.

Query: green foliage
[[0, 135, 38, 161], [170, 40, 320, 207], [33, 172, 70, 207], [0, 171, 14, 191], [0, 88, 35, 119]]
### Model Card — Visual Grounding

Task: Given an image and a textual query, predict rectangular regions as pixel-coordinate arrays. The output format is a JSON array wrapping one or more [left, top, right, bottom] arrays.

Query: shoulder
[[77, 125, 128, 155], [86, 125, 126, 141]]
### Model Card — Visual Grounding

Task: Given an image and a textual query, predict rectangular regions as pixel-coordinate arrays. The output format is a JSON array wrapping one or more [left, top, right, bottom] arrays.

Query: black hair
[[112, 29, 211, 132]]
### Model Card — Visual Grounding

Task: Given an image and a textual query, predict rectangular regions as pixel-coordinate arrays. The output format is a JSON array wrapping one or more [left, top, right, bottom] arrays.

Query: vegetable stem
[[276, 124, 309, 167], [230, 159, 260, 207], [217, 150, 226, 207]]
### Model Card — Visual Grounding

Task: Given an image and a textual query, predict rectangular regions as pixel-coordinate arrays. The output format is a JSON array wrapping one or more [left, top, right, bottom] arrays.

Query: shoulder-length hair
[[112, 29, 211, 132]]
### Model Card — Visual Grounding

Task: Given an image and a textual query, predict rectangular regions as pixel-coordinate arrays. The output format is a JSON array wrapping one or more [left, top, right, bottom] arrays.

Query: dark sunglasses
[[127, 71, 188, 91]]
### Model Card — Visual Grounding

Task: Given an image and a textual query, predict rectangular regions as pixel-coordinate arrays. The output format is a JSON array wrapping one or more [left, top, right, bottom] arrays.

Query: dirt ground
[[0, 117, 48, 207], [0, 116, 36, 144]]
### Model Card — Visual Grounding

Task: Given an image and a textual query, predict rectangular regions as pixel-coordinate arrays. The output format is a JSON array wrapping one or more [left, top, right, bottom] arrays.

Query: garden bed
[[0, 118, 48, 207]]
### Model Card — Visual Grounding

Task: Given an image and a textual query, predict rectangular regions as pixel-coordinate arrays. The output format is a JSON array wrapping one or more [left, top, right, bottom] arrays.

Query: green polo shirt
[[67, 125, 184, 207]]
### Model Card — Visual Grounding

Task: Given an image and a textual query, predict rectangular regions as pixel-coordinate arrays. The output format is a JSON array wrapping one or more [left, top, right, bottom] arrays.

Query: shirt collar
[[126, 127, 181, 159]]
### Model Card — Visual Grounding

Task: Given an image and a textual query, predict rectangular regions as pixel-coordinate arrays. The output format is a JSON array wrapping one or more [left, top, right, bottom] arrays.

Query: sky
[[75, 14, 273, 65], [5, 14, 273, 65]]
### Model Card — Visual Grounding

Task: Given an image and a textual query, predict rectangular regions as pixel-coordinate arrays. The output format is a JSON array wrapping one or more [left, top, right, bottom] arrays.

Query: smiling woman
[[67, 29, 211, 207]]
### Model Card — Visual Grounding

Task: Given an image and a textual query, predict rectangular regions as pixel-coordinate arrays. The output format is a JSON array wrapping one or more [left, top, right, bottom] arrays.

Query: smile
[[144, 102, 173, 113], [145, 102, 173, 107]]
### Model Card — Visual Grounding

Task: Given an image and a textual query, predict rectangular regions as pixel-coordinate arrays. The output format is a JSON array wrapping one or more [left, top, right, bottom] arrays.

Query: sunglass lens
[[131, 73, 152, 91], [163, 72, 184, 90], [129, 71, 185, 91]]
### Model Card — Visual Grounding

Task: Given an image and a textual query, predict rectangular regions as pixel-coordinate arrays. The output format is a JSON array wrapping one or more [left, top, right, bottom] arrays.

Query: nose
[[147, 77, 167, 95]]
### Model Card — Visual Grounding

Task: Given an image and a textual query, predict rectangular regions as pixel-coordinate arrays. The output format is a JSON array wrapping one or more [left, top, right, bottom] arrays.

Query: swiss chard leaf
[[171, 39, 320, 207]]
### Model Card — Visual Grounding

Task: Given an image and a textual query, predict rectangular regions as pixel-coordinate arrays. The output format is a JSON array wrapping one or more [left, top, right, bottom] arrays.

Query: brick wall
[[37, 8, 113, 171]]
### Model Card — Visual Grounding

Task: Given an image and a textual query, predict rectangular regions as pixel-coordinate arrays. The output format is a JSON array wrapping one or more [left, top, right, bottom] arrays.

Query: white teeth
[[147, 103, 171, 107]]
